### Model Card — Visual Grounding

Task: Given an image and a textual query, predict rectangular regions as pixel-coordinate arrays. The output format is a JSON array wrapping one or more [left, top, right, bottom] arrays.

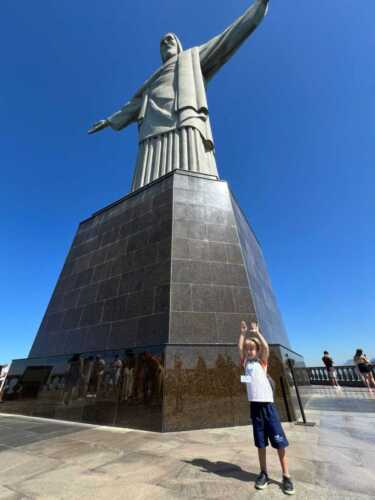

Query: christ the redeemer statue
[[89, 0, 269, 192]]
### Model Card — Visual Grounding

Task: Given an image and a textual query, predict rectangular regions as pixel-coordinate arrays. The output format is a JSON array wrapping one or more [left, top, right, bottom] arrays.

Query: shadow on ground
[[183, 458, 283, 488]]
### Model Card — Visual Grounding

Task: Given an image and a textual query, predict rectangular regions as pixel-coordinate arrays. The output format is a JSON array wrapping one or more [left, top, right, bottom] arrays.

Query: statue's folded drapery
[[107, 0, 268, 191], [131, 127, 218, 191]]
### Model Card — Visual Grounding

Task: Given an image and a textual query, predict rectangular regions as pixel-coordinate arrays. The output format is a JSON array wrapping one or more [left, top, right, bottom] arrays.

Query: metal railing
[[307, 365, 375, 387]]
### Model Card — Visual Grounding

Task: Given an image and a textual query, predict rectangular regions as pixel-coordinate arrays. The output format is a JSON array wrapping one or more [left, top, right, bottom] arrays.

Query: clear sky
[[1, 0, 374, 366]]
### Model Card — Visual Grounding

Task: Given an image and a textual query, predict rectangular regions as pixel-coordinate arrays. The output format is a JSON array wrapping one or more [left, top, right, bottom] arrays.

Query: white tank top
[[243, 359, 274, 403]]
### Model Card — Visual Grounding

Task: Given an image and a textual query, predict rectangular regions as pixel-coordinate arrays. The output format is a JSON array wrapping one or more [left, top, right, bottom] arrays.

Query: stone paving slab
[[0, 387, 374, 499]]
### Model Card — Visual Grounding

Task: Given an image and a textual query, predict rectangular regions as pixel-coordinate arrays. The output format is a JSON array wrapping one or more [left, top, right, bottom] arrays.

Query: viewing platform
[[0, 386, 374, 499]]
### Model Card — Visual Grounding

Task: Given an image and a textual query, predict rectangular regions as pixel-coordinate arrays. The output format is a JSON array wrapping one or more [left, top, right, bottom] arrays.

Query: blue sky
[[1, 0, 374, 366]]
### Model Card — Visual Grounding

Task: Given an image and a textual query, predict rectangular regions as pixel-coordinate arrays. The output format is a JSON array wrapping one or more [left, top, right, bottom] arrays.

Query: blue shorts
[[250, 402, 289, 449]]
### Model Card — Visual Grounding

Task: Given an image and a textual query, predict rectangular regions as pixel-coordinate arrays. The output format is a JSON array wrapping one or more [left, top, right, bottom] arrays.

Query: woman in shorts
[[354, 349, 375, 391]]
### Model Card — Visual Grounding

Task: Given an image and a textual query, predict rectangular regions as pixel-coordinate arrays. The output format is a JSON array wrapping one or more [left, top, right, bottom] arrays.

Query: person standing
[[63, 354, 83, 405], [322, 351, 340, 390], [239, 321, 295, 495], [354, 349, 375, 392]]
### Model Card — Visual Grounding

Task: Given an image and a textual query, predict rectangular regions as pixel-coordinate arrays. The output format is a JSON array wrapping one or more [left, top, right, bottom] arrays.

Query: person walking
[[239, 321, 295, 495], [322, 351, 341, 390], [354, 349, 375, 392]]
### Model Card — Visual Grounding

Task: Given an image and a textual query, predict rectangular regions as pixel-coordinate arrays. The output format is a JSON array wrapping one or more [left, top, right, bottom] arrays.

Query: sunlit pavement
[[0, 387, 374, 499]]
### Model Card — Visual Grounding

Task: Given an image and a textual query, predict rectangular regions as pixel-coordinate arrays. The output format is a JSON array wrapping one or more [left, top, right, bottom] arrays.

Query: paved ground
[[0, 387, 374, 500]]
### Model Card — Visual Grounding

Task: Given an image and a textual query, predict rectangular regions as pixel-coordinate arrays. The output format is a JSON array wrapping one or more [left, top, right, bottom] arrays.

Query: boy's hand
[[240, 321, 248, 334]]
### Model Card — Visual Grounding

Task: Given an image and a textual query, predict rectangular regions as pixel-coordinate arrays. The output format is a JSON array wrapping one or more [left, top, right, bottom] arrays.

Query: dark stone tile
[[173, 187, 205, 205], [63, 329, 84, 354], [157, 237, 171, 262], [187, 240, 210, 261], [170, 284, 192, 312], [153, 201, 173, 221], [119, 221, 132, 240], [172, 238, 210, 261], [172, 260, 212, 284], [72, 255, 92, 275], [232, 287, 255, 314], [170, 312, 217, 343], [132, 244, 159, 269], [62, 308, 83, 330], [215, 312, 256, 343], [100, 228, 119, 247], [73, 227, 95, 246], [81, 324, 111, 352], [149, 218, 172, 244], [127, 289, 154, 318], [143, 261, 171, 288], [137, 313, 169, 345], [45, 312, 64, 331], [80, 302, 104, 326], [77, 284, 99, 306], [209, 242, 227, 262], [97, 277, 120, 301], [103, 295, 128, 322], [75, 269, 93, 289], [174, 220, 207, 240], [226, 244, 243, 264], [48, 293, 64, 313], [99, 219, 117, 235], [110, 255, 133, 277], [172, 238, 189, 259], [154, 285, 170, 313], [204, 207, 230, 225], [210, 263, 248, 287], [119, 269, 145, 294], [206, 223, 238, 243], [60, 260, 75, 279], [153, 189, 172, 208], [173, 202, 205, 221], [107, 318, 138, 349], [131, 211, 154, 234], [92, 262, 112, 283], [72, 237, 99, 259], [127, 230, 149, 253], [192, 285, 235, 313], [63, 290, 80, 310], [203, 185, 232, 210], [58, 275, 76, 294], [106, 239, 128, 261]]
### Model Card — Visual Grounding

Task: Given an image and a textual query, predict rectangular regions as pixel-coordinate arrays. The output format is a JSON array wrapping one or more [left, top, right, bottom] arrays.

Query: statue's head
[[160, 32, 183, 62]]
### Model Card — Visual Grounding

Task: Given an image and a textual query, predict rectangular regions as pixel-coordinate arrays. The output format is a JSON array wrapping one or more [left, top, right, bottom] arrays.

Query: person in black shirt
[[322, 351, 340, 390]]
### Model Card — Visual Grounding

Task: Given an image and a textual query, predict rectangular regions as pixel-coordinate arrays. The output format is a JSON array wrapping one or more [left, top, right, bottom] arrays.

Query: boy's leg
[[258, 447, 267, 473], [277, 447, 289, 477]]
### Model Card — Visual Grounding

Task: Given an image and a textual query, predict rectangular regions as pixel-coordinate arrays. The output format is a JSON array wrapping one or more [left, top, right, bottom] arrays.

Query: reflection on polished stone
[[163, 345, 248, 432], [1, 343, 309, 431], [2, 347, 164, 431]]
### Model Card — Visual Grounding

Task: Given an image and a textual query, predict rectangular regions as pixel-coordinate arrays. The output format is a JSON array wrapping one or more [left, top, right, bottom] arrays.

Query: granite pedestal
[[2, 171, 307, 431]]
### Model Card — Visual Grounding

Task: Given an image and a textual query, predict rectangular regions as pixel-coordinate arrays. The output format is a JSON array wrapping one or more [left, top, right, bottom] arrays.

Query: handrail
[[306, 365, 375, 387]]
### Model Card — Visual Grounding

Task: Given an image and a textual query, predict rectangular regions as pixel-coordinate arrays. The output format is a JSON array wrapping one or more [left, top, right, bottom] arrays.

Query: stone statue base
[[2, 170, 308, 431]]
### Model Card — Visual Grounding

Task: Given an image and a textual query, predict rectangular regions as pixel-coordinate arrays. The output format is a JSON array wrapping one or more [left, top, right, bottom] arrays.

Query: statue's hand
[[88, 120, 109, 134]]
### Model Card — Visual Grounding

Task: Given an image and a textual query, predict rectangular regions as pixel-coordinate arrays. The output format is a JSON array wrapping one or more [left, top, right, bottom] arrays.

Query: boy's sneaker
[[282, 476, 295, 495], [255, 471, 270, 490]]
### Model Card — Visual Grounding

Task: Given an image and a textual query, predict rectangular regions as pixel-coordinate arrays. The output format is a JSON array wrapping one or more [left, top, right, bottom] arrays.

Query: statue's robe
[[107, 0, 268, 191]]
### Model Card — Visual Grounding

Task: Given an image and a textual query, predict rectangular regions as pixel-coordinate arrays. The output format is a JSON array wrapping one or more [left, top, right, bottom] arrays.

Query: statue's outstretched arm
[[199, 0, 269, 82], [88, 96, 142, 134]]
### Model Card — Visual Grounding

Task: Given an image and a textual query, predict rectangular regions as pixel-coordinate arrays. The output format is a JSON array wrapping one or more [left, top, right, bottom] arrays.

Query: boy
[[239, 320, 295, 495]]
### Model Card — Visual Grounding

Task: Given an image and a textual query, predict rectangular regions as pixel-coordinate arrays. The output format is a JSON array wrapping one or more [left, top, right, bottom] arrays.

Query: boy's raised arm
[[238, 321, 248, 361], [253, 324, 269, 363]]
